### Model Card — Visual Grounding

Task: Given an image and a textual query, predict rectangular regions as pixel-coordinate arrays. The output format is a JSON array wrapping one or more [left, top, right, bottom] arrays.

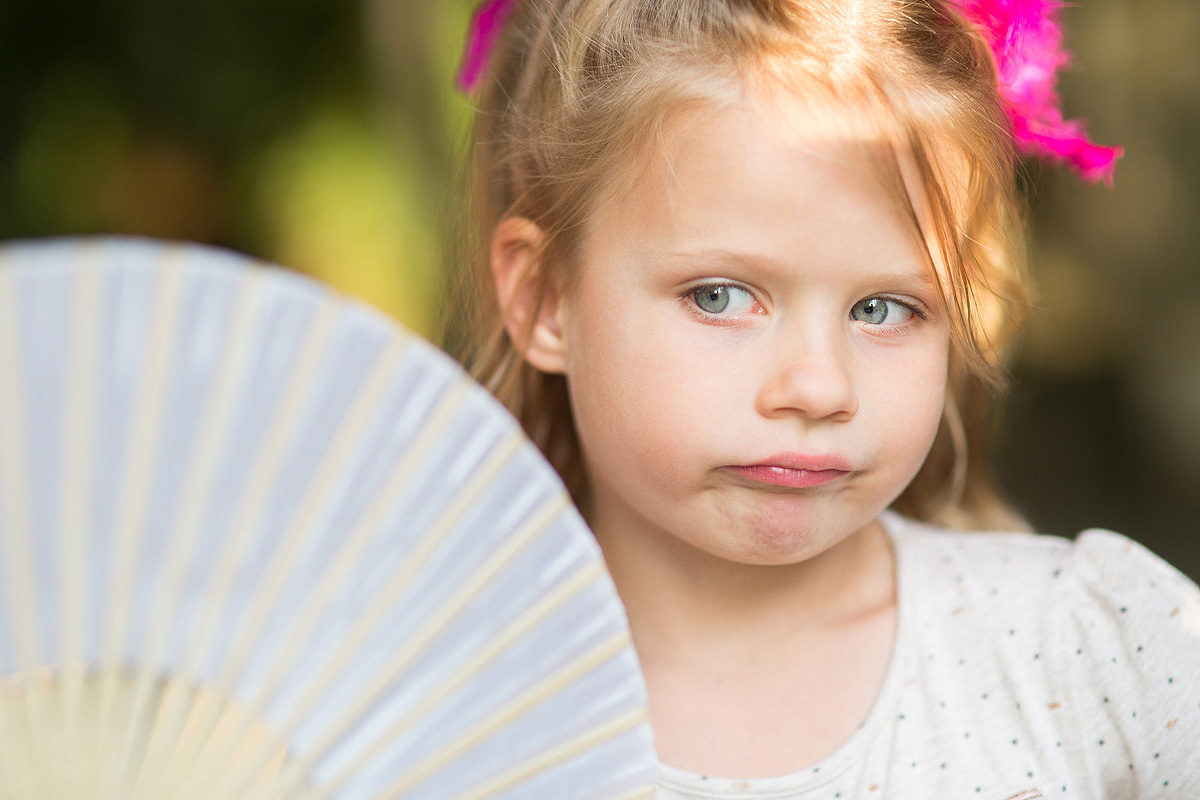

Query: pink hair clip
[[951, 0, 1123, 184], [456, 0, 521, 92]]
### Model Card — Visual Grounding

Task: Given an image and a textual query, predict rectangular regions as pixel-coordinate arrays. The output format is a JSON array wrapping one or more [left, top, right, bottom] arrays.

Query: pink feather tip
[[456, 0, 520, 93], [951, 0, 1123, 184]]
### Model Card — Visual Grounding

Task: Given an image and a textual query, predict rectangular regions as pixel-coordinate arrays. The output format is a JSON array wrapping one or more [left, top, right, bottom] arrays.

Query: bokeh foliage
[[0, 0, 472, 336]]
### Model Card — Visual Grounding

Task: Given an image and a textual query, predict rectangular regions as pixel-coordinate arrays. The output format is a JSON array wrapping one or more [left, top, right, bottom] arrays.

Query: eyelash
[[853, 295, 929, 331], [682, 283, 929, 331], [681, 281, 762, 320]]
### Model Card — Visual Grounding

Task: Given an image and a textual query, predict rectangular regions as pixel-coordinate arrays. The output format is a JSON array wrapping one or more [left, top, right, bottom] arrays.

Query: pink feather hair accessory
[[951, 0, 1123, 184], [453, 0, 1122, 182], [455, 0, 521, 92]]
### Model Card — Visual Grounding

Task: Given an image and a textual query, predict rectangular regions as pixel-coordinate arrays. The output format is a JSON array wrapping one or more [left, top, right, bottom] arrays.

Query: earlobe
[[490, 217, 568, 374]]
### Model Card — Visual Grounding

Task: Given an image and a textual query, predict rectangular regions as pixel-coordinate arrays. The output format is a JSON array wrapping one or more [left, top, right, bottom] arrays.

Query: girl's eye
[[689, 284, 759, 315], [850, 296, 916, 326]]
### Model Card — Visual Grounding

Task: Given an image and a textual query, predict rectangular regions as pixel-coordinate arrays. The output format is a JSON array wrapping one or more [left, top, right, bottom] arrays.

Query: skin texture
[[493, 79, 952, 777]]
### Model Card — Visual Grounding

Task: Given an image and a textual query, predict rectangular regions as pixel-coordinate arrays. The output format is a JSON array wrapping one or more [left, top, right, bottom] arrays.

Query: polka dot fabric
[[656, 513, 1200, 799]]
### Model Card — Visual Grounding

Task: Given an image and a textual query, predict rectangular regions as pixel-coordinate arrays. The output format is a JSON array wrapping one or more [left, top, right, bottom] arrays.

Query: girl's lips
[[723, 463, 850, 489]]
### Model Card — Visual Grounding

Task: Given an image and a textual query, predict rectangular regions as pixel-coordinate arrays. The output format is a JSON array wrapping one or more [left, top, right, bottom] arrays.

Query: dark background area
[[3, 0, 1197, 579]]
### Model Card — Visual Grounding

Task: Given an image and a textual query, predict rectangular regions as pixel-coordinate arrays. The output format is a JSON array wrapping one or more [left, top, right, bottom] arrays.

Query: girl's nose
[[755, 340, 859, 422]]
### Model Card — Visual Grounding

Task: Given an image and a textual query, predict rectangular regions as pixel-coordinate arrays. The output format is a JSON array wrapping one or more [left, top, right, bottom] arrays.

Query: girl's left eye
[[850, 296, 917, 326], [688, 284, 760, 315]]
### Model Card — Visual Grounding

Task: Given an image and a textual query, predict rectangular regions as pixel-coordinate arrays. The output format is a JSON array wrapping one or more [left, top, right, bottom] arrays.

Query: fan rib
[[297, 492, 570, 779], [60, 244, 104, 793], [174, 370, 477, 796], [210, 427, 528, 800], [245, 375, 474, 719], [601, 787, 658, 800], [122, 266, 270, 799], [304, 558, 608, 800], [208, 337, 410, 694], [96, 248, 189, 800], [0, 239, 659, 799], [276, 429, 525, 734], [0, 259, 44, 672], [366, 630, 634, 799], [0, 258, 49, 798], [151, 293, 344, 787], [445, 706, 651, 800], [161, 336, 416, 793]]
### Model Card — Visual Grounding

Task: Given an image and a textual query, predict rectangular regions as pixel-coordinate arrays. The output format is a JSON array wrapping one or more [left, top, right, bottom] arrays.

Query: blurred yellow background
[[1, 0, 1197, 578]]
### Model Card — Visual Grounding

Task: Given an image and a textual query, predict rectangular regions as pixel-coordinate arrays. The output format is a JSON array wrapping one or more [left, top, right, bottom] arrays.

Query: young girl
[[451, 0, 1200, 796]]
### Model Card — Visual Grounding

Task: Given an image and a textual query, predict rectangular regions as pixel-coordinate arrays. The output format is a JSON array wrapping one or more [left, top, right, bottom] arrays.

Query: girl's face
[[555, 83, 951, 568]]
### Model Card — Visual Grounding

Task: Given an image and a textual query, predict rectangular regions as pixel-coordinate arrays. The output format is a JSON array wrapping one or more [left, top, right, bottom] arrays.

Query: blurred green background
[[2, 0, 1198, 579]]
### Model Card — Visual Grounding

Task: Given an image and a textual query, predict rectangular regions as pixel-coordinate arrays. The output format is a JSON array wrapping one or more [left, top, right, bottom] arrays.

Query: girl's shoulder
[[886, 512, 1200, 794], [887, 511, 1200, 674], [886, 511, 1200, 623]]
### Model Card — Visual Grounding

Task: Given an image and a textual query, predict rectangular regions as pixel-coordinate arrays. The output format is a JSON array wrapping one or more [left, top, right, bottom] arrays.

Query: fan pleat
[[310, 556, 606, 798], [0, 258, 44, 798], [208, 339, 408, 696], [300, 492, 569, 770], [119, 268, 268, 797], [241, 376, 475, 724], [444, 705, 651, 800], [135, 266, 350, 798], [151, 299, 346, 793], [0, 258, 43, 671], [0, 237, 657, 799], [279, 429, 526, 743], [59, 248, 103, 786], [95, 254, 186, 798], [365, 631, 636, 799]]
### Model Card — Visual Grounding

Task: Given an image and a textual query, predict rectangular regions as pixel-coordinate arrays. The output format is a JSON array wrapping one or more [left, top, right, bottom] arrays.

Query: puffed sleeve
[[1052, 529, 1200, 797]]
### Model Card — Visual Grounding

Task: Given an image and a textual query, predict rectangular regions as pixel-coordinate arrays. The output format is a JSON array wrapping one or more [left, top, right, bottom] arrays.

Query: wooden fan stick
[[143, 289, 344, 792], [207, 426, 527, 800], [0, 260, 45, 679], [603, 787, 658, 800], [0, 241, 659, 799], [202, 336, 410, 696], [229, 374, 474, 716], [60, 246, 104, 795], [272, 429, 526, 730], [447, 706, 652, 800], [307, 558, 609, 799], [171, 368, 477, 795], [115, 266, 270, 798], [367, 630, 636, 799], [296, 491, 570, 772], [273, 429, 525, 733], [0, 259, 66, 800], [95, 250, 188, 795]]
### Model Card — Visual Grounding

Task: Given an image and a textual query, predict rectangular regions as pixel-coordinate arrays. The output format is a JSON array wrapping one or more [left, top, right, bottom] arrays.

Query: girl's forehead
[[643, 77, 950, 228], [588, 78, 960, 291], [587, 89, 930, 266]]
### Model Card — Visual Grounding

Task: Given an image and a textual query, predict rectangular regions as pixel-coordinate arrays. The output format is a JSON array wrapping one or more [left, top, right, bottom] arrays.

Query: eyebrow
[[657, 247, 939, 292]]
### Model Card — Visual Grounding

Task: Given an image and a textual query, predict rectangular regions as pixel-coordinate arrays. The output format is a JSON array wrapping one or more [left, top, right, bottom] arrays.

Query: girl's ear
[[490, 217, 568, 374]]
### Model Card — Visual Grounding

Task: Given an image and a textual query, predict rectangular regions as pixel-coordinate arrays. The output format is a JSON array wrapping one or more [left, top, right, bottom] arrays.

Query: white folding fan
[[0, 237, 657, 799]]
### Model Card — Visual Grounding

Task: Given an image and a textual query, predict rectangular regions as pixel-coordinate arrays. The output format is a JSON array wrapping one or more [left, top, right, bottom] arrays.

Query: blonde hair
[[450, 0, 1032, 530]]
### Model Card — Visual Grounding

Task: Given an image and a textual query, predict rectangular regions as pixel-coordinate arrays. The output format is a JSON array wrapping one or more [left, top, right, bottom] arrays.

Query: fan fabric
[[0, 237, 656, 800]]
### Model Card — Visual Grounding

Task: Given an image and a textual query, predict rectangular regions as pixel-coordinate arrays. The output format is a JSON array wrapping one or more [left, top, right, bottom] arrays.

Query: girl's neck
[[592, 504, 899, 777], [592, 504, 897, 665]]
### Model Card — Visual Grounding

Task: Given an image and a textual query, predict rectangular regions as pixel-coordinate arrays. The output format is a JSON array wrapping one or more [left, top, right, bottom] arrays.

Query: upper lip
[[738, 452, 852, 472]]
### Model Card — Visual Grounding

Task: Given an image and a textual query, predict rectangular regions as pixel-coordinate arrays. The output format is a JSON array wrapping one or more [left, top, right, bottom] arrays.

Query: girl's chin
[[704, 502, 882, 567]]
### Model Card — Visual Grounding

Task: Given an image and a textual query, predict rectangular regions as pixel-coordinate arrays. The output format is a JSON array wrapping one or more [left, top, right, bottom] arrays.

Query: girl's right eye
[[688, 283, 759, 316]]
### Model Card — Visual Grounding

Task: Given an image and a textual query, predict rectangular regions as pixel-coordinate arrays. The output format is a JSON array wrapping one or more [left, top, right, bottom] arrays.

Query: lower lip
[[724, 465, 849, 489]]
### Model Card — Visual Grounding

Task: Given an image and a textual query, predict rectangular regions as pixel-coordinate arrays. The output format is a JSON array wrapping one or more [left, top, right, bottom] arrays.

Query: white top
[[655, 513, 1200, 799]]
